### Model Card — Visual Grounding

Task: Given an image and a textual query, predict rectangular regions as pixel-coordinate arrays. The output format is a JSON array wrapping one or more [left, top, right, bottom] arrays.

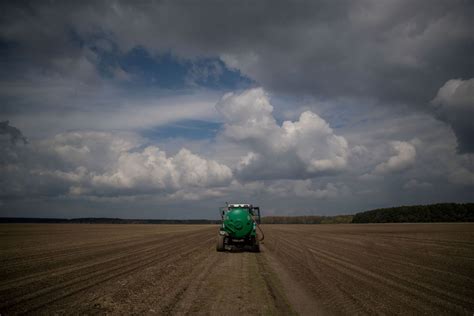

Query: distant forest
[[263, 203, 474, 224], [262, 215, 353, 224], [351, 203, 474, 223], [0, 217, 219, 224], [1, 203, 473, 224]]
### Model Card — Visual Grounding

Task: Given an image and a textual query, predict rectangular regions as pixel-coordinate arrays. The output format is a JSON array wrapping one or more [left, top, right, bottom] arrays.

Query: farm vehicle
[[216, 203, 263, 252]]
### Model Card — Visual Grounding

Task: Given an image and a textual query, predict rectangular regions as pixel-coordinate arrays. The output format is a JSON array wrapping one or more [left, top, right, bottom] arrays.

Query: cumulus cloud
[[0, 131, 232, 198], [1, 1, 473, 158], [432, 79, 474, 108], [90, 147, 232, 194], [45, 131, 139, 172], [374, 141, 417, 174], [216, 88, 349, 180], [1, 1, 474, 217], [431, 78, 474, 153]]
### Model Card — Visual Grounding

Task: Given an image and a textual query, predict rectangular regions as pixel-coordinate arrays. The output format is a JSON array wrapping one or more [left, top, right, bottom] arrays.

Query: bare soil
[[0, 224, 292, 315], [264, 224, 474, 315], [0, 223, 473, 315]]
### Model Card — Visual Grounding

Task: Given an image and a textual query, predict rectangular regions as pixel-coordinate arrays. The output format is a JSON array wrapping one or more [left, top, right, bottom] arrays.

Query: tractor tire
[[216, 235, 225, 252], [251, 244, 260, 252], [251, 238, 260, 252]]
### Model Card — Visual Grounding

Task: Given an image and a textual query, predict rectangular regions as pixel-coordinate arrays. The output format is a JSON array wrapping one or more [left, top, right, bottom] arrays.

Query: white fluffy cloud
[[432, 78, 474, 108], [216, 88, 349, 180], [431, 78, 474, 153], [1, 131, 233, 198], [90, 147, 233, 193], [374, 141, 417, 174]]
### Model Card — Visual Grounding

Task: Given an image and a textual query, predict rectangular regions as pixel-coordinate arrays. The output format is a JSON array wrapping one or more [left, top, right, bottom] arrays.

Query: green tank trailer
[[216, 203, 262, 252]]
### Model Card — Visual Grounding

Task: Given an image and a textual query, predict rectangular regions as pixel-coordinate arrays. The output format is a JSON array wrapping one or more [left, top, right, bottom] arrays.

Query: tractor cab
[[220, 203, 261, 224]]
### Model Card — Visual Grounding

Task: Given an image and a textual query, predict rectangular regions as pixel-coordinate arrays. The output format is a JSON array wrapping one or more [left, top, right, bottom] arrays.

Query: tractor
[[216, 203, 262, 252]]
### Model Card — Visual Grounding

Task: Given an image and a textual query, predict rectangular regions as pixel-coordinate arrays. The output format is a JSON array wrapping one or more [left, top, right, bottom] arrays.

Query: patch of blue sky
[[119, 47, 188, 88], [186, 58, 254, 90], [142, 120, 222, 141], [89, 38, 253, 90]]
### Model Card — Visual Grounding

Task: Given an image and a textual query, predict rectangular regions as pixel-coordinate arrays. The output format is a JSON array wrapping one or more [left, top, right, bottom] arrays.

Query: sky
[[0, 0, 473, 219]]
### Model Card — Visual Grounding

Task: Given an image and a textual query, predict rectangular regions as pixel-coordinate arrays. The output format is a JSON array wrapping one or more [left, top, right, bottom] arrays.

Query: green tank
[[216, 203, 261, 252]]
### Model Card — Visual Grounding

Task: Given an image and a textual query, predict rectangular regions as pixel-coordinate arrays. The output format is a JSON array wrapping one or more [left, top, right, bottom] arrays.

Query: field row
[[1, 223, 473, 315], [263, 224, 474, 315], [0, 224, 290, 315]]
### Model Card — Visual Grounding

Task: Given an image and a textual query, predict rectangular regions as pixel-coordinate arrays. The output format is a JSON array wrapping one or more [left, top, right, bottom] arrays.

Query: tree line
[[2, 203, 472, 224], [0, 217, 219, 224], [351, 203, 474, 223], [261, 215, 353, 224], [260, 203, 474, 224]]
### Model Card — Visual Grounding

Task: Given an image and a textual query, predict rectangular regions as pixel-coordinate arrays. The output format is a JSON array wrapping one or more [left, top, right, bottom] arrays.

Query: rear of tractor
[[216, 203, 262, 252]]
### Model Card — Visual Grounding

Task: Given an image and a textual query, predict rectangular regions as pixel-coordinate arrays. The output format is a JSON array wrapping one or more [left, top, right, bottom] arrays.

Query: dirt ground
[[0, 223, 473, 315], [0, 224, 293, 315], [264, 224, 474, 315]]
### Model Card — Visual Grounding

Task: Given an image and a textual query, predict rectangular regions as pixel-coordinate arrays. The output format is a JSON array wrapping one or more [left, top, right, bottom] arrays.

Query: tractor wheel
[[216, 235, 225, 252], [251, 238, 260, 252]]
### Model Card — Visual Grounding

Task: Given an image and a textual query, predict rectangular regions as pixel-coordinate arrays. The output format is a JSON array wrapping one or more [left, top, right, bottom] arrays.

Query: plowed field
[[1, 223, 473, 315], [264, 224, 474, 315]]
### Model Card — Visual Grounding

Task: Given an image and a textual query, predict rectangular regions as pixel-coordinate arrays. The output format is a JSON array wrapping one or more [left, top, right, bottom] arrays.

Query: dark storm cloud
[[0, 121, 27, 144], [2, 1, 473, 99], [1, 0, 473, 149], [1, 1, 474, 218]]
